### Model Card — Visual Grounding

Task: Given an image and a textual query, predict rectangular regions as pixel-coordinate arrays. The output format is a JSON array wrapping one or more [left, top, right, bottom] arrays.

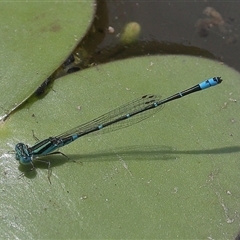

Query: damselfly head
[[15, 143, 32, 165]]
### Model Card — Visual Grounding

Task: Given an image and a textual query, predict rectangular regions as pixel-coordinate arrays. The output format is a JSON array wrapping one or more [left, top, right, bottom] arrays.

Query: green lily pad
[[1, 55, 240, 239], [0, 1, 95, 119]]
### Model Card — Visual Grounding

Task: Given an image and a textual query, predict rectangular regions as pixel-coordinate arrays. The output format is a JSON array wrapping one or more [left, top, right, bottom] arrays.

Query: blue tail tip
[[199, 77, 223, 90]]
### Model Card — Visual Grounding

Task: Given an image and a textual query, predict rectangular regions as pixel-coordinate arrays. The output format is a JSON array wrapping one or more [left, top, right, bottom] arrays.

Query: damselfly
[[15, 77, 222, 182]]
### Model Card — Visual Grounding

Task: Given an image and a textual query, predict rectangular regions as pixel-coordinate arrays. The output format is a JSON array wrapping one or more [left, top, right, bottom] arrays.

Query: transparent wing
[[56, 94, 164, 138]]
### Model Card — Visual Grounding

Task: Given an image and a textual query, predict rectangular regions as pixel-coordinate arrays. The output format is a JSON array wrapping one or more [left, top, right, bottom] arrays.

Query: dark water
[[100, 1, 240, 72], [34, 1, 240, 102]]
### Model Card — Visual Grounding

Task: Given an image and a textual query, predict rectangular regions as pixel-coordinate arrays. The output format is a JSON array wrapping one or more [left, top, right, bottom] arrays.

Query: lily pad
[[0, 1, 95, 119], [1, 55, 240, 239]]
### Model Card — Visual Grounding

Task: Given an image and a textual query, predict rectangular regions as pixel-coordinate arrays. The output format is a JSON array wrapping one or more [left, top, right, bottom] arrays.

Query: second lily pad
[[1, 55, 240, 239]]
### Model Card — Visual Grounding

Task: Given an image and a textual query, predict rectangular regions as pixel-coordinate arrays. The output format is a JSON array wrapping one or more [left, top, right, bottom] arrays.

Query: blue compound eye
[[15, 143, 31, 165], [20, 155, 31, 165]]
